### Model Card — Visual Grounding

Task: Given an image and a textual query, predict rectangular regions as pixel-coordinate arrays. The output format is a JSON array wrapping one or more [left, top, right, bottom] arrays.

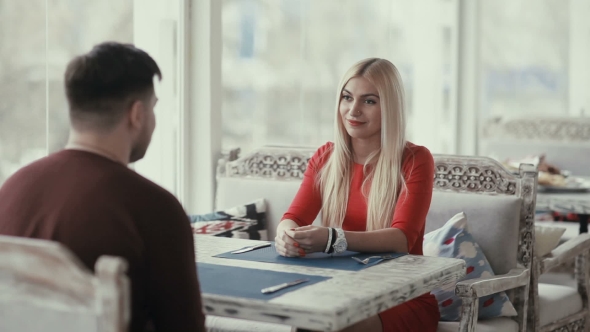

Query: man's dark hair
[[64, 42, 162, 130]]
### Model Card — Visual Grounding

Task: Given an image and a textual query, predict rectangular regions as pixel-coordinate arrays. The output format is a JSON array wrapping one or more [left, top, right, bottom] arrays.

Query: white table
[[537, 190, 590, 234], [195, 235, 465, 331], [538, 191, 590, 214]]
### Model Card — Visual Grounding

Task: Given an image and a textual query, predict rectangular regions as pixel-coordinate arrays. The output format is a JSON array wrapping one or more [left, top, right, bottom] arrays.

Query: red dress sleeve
[[391, 145, 435, 254], [281, 143, 333, 227]]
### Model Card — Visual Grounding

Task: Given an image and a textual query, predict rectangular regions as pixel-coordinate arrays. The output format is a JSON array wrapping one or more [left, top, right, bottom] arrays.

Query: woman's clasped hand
[[275, 225, 330, 257]]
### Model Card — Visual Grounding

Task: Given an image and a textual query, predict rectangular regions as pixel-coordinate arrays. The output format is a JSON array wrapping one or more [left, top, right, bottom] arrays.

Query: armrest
[[541, 233, 590, 273], [455, 268, 530, 298]]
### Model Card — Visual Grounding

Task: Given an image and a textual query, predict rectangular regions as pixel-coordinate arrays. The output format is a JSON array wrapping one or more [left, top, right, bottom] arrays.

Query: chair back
[[0, 235, 129, 332], [480, 116, 590, 176], [427, 155, 537, 274]]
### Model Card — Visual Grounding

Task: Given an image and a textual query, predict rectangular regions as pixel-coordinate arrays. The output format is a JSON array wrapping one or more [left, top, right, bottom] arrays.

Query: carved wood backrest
[[221, 146, 315, 180], [480, 116, 590, 176], [481, 116, 590, 143], [0, 235, 129, 332]]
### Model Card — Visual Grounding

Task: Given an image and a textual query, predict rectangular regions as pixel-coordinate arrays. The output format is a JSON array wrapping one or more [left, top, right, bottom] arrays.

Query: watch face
[[334, 239, 347, 253]]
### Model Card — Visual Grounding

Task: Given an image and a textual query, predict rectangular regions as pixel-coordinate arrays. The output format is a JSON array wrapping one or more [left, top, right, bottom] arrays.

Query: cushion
[[427, 191, 521, 275], [215, 177, 321, 239], [535, 225, 566, 257], [539, 272, 576, 288], [437, 317, 518, 332], [536, 221, 579, 242], [423, 212, 517, 321], [538, 283, 583, 326], [189, 199, 268, 240]]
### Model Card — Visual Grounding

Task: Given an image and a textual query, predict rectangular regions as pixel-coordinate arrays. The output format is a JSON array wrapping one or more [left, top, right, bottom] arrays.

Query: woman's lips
[[347, 119, 365, 126]]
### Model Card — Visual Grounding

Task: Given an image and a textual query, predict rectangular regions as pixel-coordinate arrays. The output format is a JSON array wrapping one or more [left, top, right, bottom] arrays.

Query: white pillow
[[535, 225, 566, 257]]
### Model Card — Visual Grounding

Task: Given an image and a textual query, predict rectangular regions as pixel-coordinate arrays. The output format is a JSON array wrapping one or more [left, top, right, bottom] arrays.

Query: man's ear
[[128, 100, 144, 130]]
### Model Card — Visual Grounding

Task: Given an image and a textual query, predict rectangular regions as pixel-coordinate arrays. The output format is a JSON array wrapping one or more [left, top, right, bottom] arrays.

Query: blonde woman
[[275, 58, 438, 332]]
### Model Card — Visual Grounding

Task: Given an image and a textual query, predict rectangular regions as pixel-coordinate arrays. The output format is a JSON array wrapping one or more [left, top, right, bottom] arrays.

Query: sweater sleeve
[[142, 191, 206, 332], [281, 143, 333, 227], [390, 146, 435, 253]]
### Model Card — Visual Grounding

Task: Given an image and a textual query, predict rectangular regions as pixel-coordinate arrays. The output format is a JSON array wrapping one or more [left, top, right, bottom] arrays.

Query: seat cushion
[[535, 220, 579, 245], [538, 283, 583, 326], [205, 316, 290, 332], [437, 317, 518, 332], [535, 224, 566, 257], [538, 272, 576, 288], [424, 212, 517, 320]]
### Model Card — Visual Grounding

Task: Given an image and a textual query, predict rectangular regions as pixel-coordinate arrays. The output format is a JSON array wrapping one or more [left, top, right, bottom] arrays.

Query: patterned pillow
[[423, 212, 518, 321], [189, 198, 268, 240]]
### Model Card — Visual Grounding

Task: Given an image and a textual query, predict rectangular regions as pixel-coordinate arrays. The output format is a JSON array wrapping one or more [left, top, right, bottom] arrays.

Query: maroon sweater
[[0, 150, 205, 332]]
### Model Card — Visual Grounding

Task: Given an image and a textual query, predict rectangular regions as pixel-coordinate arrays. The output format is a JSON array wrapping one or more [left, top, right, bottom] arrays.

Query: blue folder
[[214, 243, 406, 271]]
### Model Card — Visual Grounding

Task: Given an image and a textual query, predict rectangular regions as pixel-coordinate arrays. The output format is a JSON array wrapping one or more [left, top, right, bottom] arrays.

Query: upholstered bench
[[208, 147, 590, 332]]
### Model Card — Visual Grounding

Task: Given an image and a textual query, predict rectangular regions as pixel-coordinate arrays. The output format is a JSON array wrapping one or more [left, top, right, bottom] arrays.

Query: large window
[[221, 0, 459, 155], [5, 1, 589, 212], [0, 0, 133, 186], [479, 0, 570, 117]]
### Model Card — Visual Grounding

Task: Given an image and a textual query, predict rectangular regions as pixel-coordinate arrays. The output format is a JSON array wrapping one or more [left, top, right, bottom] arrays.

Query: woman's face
[[339, 76, 382, 141]]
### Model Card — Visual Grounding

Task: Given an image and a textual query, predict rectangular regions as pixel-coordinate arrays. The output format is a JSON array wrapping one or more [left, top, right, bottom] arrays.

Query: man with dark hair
[[0, 42, 206, 332]]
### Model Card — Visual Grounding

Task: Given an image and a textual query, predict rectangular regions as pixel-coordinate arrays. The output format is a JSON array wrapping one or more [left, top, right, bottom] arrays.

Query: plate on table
[[538, 176, 590, 193]]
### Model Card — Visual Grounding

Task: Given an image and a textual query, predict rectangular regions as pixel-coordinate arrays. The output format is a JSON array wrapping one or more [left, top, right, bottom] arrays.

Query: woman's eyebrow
[[342, 89, 380, 98]]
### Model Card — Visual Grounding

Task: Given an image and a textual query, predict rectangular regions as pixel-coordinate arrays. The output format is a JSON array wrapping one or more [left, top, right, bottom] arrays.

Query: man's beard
[[129, 135, 150, 163]]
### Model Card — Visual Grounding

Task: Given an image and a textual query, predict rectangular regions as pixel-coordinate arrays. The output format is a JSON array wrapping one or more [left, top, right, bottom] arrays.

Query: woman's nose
[[350, 103, 362, 116]]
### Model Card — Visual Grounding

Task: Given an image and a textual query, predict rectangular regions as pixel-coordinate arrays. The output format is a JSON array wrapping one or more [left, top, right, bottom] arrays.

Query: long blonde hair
[[318, 58, 407, 231]]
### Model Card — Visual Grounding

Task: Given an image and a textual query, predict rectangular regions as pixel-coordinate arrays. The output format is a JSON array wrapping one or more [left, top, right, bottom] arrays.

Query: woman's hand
[[286, 225, 330, 254], [275, 228, 305, 257]]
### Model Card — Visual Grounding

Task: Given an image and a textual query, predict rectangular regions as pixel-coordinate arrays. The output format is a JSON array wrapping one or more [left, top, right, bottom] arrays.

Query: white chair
[[0, 235, 130, 332], [480, 115, 590, 301], [428, 155, 535, 332], [528, 233, 590, 331]]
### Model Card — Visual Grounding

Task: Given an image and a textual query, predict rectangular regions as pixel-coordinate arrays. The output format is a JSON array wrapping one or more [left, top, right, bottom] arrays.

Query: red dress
[[283, 142, 439, 332]]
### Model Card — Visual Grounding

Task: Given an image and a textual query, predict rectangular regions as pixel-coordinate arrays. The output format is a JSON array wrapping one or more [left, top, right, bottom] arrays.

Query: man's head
[[64, 42, 162, 163]]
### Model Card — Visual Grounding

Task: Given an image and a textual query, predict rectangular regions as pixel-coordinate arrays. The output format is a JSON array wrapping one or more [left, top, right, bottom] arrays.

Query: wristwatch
[[332, 228, 348, 254]]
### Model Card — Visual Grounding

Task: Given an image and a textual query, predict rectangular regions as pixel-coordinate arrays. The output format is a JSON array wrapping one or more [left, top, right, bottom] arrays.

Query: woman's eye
[[365, 99, 376, 104], [342, 95, 352, 101]]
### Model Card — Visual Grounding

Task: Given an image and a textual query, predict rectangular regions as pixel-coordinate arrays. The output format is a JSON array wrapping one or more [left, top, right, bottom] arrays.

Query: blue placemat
[[214, 243, 406, 271], [197, 262, 330, 300]]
